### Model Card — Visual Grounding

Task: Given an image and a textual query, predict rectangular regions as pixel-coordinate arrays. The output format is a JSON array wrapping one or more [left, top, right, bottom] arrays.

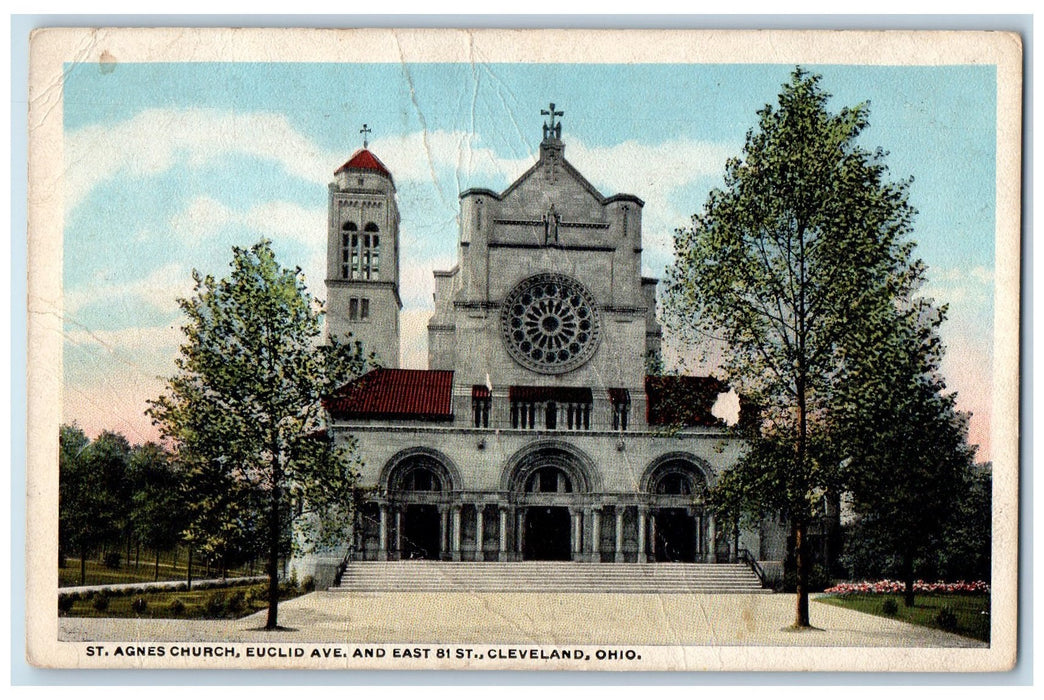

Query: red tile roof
[[335, 149, 393, 181], [326, 368, 454, 421], [645, 375, 728, 427]]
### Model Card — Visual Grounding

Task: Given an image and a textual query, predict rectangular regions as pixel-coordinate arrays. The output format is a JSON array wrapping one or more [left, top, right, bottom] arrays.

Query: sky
[[61, 61, 997, 460]]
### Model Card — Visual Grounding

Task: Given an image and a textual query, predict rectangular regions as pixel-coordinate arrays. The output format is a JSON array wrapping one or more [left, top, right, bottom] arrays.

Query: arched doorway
[[642, 456, 709, 563], [381, 450, 460, 561], [521, 466, 574, 560], [503, 442, 596, 562]]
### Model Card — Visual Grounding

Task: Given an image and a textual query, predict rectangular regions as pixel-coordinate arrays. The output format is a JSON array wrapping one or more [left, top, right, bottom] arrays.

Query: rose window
[[501, 274, 601, 373]]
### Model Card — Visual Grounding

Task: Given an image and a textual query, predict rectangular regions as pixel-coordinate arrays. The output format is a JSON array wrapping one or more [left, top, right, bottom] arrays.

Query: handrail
[[736, 547, 766, 588], [333, 546, 355, 588]]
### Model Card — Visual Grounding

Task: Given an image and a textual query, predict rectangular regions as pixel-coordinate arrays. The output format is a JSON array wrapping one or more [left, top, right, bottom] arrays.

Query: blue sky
[[62, 61, 998, 457]]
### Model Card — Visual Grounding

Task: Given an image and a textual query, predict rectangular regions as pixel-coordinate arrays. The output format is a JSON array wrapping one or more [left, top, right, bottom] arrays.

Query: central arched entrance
[[523, 505, 572, 560], [654, 508, 697, 562], [503, 442, 596, 562], [402, 504, 441, 559]]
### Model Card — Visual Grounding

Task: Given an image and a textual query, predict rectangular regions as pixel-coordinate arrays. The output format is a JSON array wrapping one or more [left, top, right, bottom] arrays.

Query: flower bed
[[823, 580, 990, 595]]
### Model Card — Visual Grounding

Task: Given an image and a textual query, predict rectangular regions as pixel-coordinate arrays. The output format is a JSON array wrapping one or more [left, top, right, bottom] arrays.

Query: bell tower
[[325, 125, 401, 367]]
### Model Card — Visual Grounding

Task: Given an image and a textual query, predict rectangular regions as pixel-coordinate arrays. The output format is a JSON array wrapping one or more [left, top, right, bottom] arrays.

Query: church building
[[296, 107, 786, 586]]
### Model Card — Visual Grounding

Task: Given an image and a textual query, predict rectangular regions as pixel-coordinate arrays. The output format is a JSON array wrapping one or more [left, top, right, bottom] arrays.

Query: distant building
[[294, 108, 786, 586]]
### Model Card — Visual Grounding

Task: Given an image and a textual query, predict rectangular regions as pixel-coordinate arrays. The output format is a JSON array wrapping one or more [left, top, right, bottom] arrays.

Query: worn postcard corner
[[26, 27, 1021, 672]]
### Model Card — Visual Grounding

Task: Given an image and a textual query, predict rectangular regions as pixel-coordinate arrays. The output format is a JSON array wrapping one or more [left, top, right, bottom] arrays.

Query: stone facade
[[293, 115, 786, 588]]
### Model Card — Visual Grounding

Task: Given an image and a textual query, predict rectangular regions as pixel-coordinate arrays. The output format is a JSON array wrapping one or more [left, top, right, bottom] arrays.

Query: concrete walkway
[[59, 590, 985, 648]]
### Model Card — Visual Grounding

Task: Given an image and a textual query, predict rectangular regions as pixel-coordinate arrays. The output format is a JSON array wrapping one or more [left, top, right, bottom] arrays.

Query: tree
[[664, 68, 921, 627], [58, 425, 90, 571], [836, 297, 980, 605], [129, 442, 188, 580], [59, 427, 130, 584], [148, 240, 365, 629]]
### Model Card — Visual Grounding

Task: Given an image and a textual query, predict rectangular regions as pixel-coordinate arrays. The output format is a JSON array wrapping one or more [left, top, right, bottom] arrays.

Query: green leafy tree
[[935, 464, 991, 582], [129, 442, 188, 580], [59, 427, 130, 584], [149, 240, 365, 629], [665, 68, 921, 627], [836, 298, 980, 605], [58, 424, 90, 572]]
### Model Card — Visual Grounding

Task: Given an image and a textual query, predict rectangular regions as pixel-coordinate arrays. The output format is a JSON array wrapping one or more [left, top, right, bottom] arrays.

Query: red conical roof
[[335, 148, 393, 181]]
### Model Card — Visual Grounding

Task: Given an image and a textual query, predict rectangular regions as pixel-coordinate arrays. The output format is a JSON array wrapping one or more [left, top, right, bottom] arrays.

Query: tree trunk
[[187, 547, 193, 591], [155, 549, 161, 581], [266, 478, 282, 630], [794, 517, 811, 627], [903, 548, 916, 607], [80, 544, 87, 586], [135, 542, 140, 570]]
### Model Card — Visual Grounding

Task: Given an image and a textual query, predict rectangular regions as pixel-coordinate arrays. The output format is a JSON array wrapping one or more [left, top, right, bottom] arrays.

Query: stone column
[[378, 504, 388, 561], [499, 507, 508, 561], [614, 507, 624, 563], [591, 508, 602, 563], [694, 512, 703, 563], [649, 512, 657, 563], [475, 505, 485, 561], [516, 509, 525, 558], [451, 506, 462, 561], [438, 507, 449, 559], [637, 507, 647, 563], [708, 513, 717, 563], [571, 509, 582, 560], [394, 508, 403, 557]]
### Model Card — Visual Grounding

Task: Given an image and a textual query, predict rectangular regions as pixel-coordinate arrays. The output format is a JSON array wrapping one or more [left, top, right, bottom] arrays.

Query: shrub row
[[823, 580, 990, 595], [58, 575, 308, 617]]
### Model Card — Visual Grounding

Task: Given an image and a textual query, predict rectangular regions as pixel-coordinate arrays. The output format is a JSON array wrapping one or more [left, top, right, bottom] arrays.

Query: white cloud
[[64, 262, 190, 316], [65, 324, 183, 357], [169, 196, 235, 241], [170, 195, 325, 247], [66, 109, 335, 213], [67, 107, 729, 263]]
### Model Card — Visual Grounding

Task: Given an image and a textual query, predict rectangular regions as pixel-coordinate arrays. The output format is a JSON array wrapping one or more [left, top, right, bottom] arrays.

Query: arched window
[[400, 466, 442, 492], [525, 466, 572, 494], [341, 222, 359, 279], [649, 460, 707, 497], [656, 473, 693, 495], [341, 222, 381, 280]]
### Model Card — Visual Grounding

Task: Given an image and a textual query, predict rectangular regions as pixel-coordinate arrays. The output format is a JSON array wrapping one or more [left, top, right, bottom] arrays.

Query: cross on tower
[[360, 123, 372, 148], [541, 103, 564, 141]]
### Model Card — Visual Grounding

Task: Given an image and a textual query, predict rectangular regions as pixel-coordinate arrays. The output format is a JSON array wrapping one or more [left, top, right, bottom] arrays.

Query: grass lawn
[[59, 556, 258, 588], [60, 582, 306, 620], [817, 593, 990, 643]]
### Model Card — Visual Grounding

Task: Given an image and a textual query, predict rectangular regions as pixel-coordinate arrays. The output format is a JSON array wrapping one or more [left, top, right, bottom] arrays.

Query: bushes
[[881, 598, 899, 616], [131, 597, 148, 615], [204, 592, 226, 617], [168, 598, 186, 616], [58, 594, 76, 614], [102, 552, 122, 570], [301, 575, 315, 593], [91, 592, 109, 612], [226, 591, 245, 616], [935, 606, 959, 632]]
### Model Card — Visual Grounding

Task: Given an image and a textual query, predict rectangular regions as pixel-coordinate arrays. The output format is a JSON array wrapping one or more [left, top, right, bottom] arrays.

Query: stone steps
[[331, 561, 769, 593]]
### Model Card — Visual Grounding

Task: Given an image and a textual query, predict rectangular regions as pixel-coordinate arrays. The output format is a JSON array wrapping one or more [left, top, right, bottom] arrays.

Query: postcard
[[26, 27, 1021, 671]]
